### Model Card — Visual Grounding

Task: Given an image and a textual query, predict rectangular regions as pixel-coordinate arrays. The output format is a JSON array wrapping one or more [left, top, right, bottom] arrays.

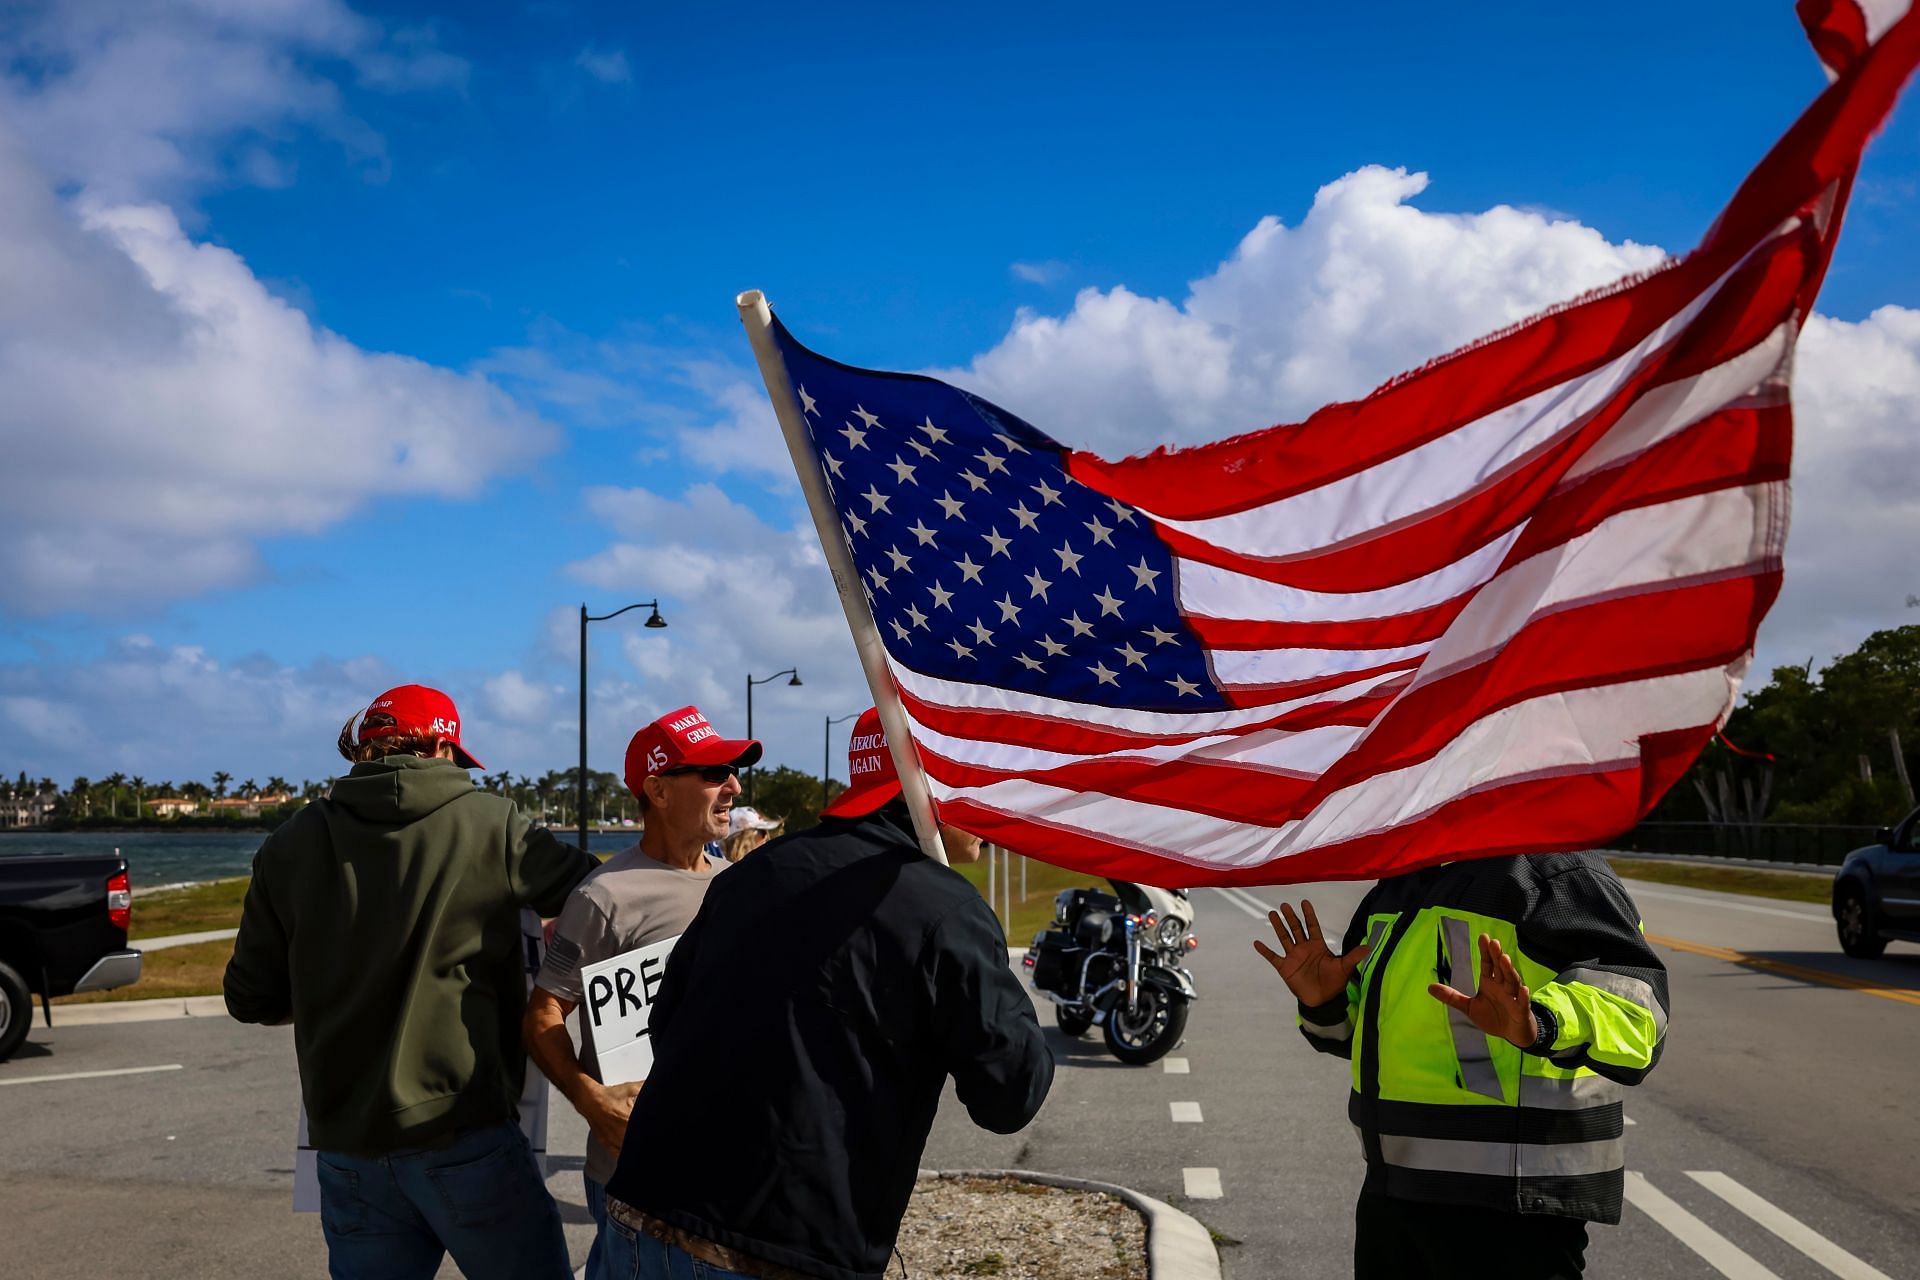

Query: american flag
[[768, 1, 1918, 886]]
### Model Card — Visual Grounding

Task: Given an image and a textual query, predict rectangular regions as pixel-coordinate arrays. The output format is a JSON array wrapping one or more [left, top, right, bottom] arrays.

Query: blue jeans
[[315, 1121, 570, 1280], [598, 1206, 757, 1280], [584, 1174, 609, 1280]]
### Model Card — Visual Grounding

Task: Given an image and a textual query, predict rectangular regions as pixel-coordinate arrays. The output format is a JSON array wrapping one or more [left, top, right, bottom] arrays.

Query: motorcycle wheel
[[1102, 985, 1189, 1066], [1054, 1005, 1095, 1038]]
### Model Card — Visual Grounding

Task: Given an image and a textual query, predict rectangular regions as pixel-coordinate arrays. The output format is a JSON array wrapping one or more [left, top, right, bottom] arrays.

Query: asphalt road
[[2, 872, 1915, 1279], [920, 873, 1920, 1280]]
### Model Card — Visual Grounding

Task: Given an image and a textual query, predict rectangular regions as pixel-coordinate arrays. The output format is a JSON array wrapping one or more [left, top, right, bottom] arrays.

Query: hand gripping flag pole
[[736, 289, 948, 865]]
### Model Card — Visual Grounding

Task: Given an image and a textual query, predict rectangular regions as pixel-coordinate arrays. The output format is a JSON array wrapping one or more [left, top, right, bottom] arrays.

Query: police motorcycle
[[1023, 880, 1199, 1065]]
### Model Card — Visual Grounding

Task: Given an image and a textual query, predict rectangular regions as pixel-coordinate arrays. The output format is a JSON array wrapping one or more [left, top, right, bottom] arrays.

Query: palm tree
[[70, 777, 91, 818], [265, 776, 290, 802], [104, 772, 127, 819], [130, 776, 146, 820], [212, 771, 232, 800], [239, 779, 259, 800]]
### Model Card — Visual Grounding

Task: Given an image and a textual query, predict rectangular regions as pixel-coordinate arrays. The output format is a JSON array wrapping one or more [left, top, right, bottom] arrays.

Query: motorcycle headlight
[[1157, 917, 1186, 948]]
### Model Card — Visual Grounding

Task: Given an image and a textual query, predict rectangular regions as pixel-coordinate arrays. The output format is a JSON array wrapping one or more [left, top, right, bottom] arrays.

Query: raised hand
[[1253, 901, 1371, 1009], [1428, 933, 1540, 1049]]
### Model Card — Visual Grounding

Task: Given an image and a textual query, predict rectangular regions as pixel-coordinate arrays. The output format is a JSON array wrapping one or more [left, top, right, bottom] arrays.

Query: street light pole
[[579, 599, 666, 853], [824, 712, 860, 800], [744, 667, 802, 803]]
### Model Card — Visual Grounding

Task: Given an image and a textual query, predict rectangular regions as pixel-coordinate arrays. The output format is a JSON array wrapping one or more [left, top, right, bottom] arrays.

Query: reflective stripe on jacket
[[1297, 852, 1667, 1224]]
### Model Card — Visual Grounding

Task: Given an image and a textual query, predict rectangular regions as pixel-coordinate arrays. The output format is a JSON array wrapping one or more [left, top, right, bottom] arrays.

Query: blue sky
[[1, 0, 1916, 789]]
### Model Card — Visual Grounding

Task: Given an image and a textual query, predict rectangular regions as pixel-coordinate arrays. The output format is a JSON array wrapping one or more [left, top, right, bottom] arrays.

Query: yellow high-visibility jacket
[[1299, 852, 1667, 1224]]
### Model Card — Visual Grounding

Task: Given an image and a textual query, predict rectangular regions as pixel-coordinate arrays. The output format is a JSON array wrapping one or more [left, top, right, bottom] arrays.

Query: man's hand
[[1253, 901, 1371, 1008], [581, 1079, 643, 1156], [1429, 933, 1540, 1049]]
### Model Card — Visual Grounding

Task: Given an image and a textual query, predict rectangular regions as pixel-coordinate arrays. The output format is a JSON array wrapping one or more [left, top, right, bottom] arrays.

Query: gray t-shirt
[[534, 844, 727, 1183]]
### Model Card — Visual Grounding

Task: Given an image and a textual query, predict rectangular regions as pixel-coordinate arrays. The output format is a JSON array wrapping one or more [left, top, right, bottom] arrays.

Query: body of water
[[0, 828, 642, 889]]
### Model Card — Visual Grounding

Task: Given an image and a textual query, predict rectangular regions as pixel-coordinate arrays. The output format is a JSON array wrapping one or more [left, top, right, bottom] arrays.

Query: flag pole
[[735, 289, 948, 866]]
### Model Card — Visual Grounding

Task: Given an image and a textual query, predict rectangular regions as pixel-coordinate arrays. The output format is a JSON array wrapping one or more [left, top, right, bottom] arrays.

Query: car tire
[[0, 959, 32, 1063], [1835, 885, 1887, 959]]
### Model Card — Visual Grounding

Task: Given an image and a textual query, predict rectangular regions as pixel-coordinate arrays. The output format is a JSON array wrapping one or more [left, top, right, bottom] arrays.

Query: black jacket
[[605, 806, 1053, 1280]]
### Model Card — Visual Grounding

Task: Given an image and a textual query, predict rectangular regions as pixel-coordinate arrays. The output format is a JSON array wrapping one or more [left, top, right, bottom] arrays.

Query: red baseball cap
[[625, 705, 762, 796], [355, 684, 484, 770], [822, 707, 902, 819]]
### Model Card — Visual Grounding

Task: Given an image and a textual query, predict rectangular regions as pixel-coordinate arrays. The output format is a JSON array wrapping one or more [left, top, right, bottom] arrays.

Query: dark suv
[[1832, 805, 1920, 958]]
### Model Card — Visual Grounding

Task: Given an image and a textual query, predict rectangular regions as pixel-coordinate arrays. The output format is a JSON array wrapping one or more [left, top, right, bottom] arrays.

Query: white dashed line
[[1624, 1172, 1781, 1279], [1687, 1171, 1893, 1280], [1182, 1167, 1223, 1199], [0, 1063, 184, 1087], [1163, 1057, 1190, 1074], [1170, 1101, 1204, 1123]]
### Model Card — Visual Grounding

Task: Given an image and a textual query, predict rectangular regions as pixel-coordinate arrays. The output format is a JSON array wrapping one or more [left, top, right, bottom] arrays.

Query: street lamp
[[824, 712, 861, 799], [745, 668, 802, 802], [580, 600, 667, 852]]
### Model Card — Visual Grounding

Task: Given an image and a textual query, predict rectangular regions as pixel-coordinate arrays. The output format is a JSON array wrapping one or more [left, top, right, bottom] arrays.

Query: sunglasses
[[659, 763, 739, 784]]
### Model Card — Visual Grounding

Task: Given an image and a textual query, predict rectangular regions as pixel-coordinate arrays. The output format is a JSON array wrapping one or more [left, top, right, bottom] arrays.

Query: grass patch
[[55, 937, 234, 1004], [1606, 857, 1830, 905], [130, 876, 250, 939], [952, 856, 1111, 945]]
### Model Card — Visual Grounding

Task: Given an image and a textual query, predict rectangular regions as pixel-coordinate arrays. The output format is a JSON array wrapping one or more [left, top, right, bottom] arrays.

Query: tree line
[[1650, 624, 1920, 827]]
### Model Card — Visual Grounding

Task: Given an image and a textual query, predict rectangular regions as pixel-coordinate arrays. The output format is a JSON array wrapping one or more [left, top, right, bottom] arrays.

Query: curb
[[48, 995, 228, 1026], [922, 1168, 1221, 1280]]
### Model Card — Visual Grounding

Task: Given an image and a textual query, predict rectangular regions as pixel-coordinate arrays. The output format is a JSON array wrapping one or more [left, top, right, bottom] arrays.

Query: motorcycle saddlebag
[[1028, 929, 1084, 995]]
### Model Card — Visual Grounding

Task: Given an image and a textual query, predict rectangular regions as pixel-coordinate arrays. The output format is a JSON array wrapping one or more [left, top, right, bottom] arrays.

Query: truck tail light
[[107, 870, 132, 932]]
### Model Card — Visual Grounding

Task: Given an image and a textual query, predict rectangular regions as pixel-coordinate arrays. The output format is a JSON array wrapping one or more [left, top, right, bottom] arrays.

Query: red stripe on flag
[[897, 679, 1399, 757], [919, 572, 1776, 829], [937, 725, 1715, 887]]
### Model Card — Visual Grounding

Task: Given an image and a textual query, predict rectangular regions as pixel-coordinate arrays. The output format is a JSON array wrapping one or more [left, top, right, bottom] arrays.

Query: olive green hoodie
[[224, 755, 597, 1153]]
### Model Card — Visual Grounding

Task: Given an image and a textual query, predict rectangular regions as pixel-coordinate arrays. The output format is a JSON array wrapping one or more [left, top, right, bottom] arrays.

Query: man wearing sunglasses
[[523, 705, 760, 1279]]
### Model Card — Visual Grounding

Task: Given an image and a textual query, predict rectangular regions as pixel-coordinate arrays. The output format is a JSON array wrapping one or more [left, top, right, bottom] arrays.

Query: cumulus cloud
[[564, 483, 871, 767], [0, 635, 394, 783], [0, 0, 468, 202], [929, 164, 1917, 683], [944, 167, 1667, 455], [0, 7, 551, 616]]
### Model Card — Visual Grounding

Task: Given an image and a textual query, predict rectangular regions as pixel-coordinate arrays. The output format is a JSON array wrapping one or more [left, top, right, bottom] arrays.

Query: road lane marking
[[1170, 1101, 1203, 1123], [1624, 1172, 1781, 1279], [1211, 887, 1269, 922], [1163, 1057, 1190, 1074], [1624, 1115, 1636, 1125], [1182, 1167, 1223, 1199], [1619, 882, 1827, 922], [1648, 934, 1920, 1008], [1687, 1171, 1893, 1280], [0, 1063, 184, 1087]]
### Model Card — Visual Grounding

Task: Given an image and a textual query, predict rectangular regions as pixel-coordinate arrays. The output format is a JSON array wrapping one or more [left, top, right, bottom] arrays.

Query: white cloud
[[0, 8, 551, 617], [574, 45, 632, 85], [931, 164, 1917, 684], [945, 167, 1667, 456], [564, 483, 871, 769], [1, 0, 468, 202], [1010, 260, 1068, 285]]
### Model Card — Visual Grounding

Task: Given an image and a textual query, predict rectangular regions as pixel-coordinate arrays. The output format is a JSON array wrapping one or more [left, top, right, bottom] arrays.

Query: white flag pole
[[736, 289, 948, 866]]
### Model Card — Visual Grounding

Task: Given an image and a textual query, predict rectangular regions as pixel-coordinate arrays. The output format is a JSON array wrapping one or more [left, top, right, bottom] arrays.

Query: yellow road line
[[1647, 933, 1920, 1008]]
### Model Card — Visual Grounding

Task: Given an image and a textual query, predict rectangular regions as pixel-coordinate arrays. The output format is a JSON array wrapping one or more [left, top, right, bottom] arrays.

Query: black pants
[[1355, 1191, 1589, 1280]]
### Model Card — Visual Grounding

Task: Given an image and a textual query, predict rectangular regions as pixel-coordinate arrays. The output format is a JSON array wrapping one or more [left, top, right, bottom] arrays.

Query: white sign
[[579, 933, 681, 1086], [293, 909, 553, 1211]]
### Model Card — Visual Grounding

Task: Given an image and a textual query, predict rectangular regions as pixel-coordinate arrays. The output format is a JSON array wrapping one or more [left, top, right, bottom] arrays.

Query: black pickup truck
[[0, 852, 144, 1060]]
